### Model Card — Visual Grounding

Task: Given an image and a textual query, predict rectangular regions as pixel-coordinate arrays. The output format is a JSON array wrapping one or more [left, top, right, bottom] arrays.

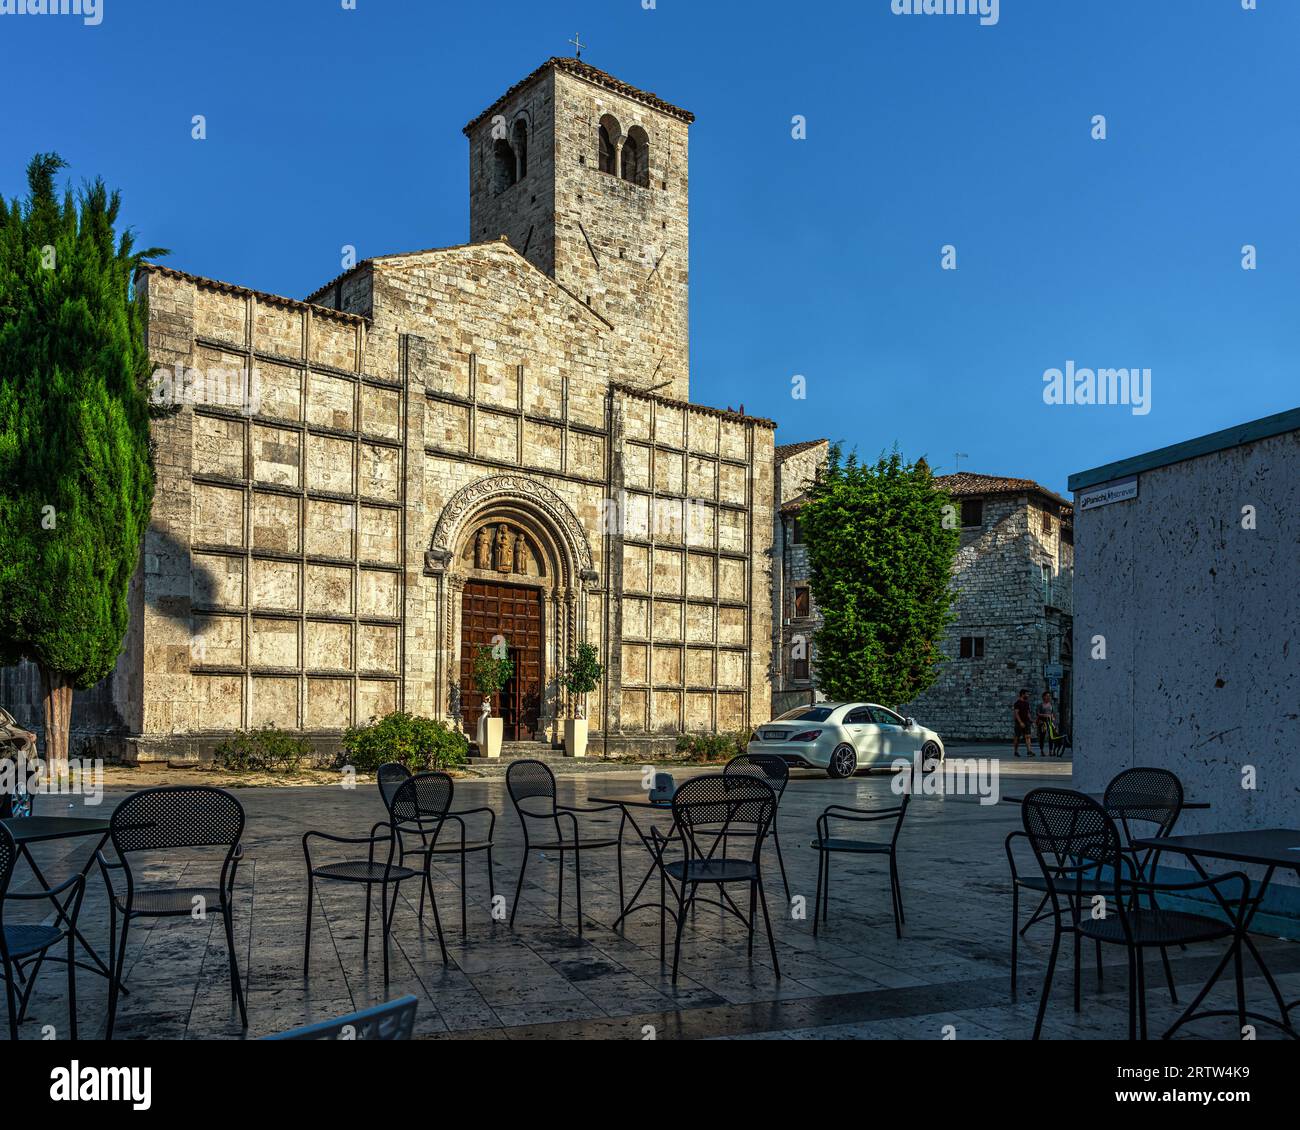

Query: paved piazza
[[7, 754, 1297, 1041]]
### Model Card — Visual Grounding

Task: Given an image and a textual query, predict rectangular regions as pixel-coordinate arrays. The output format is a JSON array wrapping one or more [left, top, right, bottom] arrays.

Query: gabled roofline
[[611, 383, 777, 430], [137, 262, 369, 325], [307, 237, 613, 330], [462, 56, 695, 137]]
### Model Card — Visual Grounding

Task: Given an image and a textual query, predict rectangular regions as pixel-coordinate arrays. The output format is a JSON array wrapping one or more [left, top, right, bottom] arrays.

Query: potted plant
[[557, 641, 602, 758], [471, 643, 514, 759]]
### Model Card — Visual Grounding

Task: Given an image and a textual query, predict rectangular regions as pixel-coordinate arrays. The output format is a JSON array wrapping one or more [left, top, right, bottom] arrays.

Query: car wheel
[[827, 744, 857, 779], [921, 741, 943, 771]]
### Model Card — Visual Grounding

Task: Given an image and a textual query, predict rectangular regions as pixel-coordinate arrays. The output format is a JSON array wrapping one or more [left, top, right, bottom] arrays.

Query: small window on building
[[959, 636, 985, 659], [791, 517, 804, 545], [1042, 511, 1053, 535], [792, 656, 809, 681], [491, 138, 517, 195], [511, 119, 528, 179], [793, 586, 810, 618], [960, 499, 984, 528], [621, 126, 650, 187], [1041, 562, 1053, 604]]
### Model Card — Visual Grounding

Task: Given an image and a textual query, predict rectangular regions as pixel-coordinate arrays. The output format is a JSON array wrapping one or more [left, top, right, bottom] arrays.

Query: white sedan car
[[747, 703, 946, 779]]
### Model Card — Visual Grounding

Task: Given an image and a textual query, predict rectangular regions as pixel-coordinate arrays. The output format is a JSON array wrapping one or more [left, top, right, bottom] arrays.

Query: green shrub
[[214, 725, 312, 773], [341, 711, 469, 773], [675, 732, 748, 763]]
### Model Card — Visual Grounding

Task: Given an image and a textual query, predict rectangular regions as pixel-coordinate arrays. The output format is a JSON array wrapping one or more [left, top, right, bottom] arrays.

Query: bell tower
[[465, 57, 693, 402]]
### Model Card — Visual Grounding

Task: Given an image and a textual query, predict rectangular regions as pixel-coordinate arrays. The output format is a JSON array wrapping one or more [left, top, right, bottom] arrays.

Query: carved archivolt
[[427, 474, 596, 584]]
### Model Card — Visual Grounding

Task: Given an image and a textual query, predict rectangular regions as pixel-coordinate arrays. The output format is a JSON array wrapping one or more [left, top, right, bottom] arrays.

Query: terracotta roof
[[463, 57, 695, 136], [774, 439, 828, 464], [934, 472, 1071, 510], [137, 263, 368, 325]]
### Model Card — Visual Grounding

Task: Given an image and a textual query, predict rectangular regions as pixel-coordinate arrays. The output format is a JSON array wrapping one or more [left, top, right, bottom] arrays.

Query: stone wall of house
[[466, 65, 692, 402], [903, 493, 1073, 741]]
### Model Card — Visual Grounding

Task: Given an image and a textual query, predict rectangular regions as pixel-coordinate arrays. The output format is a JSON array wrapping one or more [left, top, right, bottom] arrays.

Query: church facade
[[104, 58, 776, 762]]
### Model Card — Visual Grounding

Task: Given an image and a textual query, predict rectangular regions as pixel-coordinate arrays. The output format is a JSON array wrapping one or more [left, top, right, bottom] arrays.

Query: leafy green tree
[[799, 448, 958, 707], [0, 154, 163, 767], [558, 641, 603, 718]]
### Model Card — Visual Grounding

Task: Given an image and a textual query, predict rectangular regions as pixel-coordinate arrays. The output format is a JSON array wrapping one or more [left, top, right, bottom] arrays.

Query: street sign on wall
[[1077, 475, 1138, 512]]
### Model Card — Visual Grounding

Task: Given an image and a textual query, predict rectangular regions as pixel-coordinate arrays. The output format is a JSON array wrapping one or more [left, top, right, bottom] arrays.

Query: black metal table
[[587, 792, 680, 960], [1003, 792, 1210, 810], [1, 816, 126, 998], [1132, 828, 1300, 1040]]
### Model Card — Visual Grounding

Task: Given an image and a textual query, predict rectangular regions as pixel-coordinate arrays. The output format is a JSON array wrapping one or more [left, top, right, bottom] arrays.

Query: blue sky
[[3, 0, 1296, 495]]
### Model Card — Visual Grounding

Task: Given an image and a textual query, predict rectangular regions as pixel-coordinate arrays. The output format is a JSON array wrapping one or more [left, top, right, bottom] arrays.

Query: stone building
[[773, 455, 1075, 741], [902, 473, 1074, 741], [771, 440, 829, 715], [1, 58, 779, 762]]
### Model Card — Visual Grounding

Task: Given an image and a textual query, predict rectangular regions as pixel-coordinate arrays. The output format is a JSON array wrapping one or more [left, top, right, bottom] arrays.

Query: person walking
[[1036, 691, 1057, 757], [1011, 689, 1036, 757]]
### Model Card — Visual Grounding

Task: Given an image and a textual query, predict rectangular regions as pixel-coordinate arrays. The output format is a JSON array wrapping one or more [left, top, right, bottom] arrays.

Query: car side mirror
[[905, 717, 917, 728]]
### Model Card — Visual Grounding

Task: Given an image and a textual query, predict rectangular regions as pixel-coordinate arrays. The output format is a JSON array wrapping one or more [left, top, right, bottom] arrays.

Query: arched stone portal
[[424, 475, 599, 744]]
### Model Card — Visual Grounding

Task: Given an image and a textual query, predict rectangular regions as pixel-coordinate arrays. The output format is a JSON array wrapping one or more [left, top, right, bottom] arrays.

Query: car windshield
[[774, 707, 834, 723]]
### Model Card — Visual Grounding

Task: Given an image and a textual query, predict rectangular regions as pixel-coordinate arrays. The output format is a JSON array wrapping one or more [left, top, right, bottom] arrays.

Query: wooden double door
[[460, 580, 543, 741]]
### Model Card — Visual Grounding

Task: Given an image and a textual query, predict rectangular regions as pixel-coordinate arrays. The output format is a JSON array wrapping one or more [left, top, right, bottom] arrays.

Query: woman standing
[[1036, 691, 1058, 756]]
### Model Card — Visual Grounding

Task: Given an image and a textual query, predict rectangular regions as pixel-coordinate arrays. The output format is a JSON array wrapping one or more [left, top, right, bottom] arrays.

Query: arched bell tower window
[[511, 119, 528, 179], [491, 137, 517, 196], [598, 113, 621, 175], [621, 126, 650, 188]]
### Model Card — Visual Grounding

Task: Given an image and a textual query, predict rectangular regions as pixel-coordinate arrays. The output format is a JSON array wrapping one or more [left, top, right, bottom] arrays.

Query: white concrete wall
[[1072, 429, 1300, 895]]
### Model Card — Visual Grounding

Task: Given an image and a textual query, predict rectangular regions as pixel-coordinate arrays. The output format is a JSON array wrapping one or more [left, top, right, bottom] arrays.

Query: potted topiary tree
[[471, 642, 514, 759], [557, 641, 602, 758]]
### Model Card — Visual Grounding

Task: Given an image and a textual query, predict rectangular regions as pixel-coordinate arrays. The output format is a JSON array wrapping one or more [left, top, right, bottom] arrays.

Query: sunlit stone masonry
[[77, 58, 780, 762]]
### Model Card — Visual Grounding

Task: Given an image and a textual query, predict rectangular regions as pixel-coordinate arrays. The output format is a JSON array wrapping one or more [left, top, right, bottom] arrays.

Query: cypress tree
[[0, 154, 163, 767]]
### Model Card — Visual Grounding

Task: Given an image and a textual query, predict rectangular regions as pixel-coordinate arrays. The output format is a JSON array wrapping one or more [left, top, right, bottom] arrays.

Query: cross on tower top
[[568, 33, 586, 59]]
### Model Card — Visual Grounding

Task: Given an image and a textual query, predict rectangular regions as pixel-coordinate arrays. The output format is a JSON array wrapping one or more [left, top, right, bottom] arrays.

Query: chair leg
[[4, 957, 18, 1041], [756, 874, 780, 979], [771, 826, 791, 902], [890, 853, 904, 936], [460, 849, 468, 935], [510, 852, 528, 928], [303, 877, 314, 975], [417, 832, 430, 922], [556, 849, 565, 919], [1032, 924, 1061, 1040], [1233, 938, 1247, 1031], [812, 850, 824, 938], [1159, 945, 1178, 1004], [671, 884, 691, 984], [574, 844, 584, 935], [487, 847, 496, 903], [106, 912, 131, 1040], [224, 906, 247, 1028], [747, 879, 757, 958], [380, 884, 391, 986], [822, 851, 831, 924], [1010, 884, 1019, 996], [424, 871, 449, 966], [363, 882, 373, 960]]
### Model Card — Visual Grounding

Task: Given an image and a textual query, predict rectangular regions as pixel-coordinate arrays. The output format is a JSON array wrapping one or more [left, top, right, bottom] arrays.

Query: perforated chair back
[[377, 763, 412, 811], [110, 786, 245, 855], [265, 995, 418, 1041], [672, 773, 775, 865], [724, 753, 789, 804], [1104, 767, 1183, 840], [389, 773, 453, 830], [1021, 787, 1122, 900], [507, 759, 557, 817], [0, 823, 14, 898]]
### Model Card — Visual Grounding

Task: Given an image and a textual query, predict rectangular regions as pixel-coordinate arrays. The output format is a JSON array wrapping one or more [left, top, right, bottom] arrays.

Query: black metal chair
[[1008, 767, 1186, 1001], [304, 773, 453, 984], [724, 753, 791, 900], [668, 774, 781, 982], [377, 762, 496, 933], [1020, 787, 1248, 1040], [506, 759, 625, 934], [810, 793, 909, 939], [97, 786, 245, 1038], [1, 822, 86, 1040], [264, 994, 419, 1040]]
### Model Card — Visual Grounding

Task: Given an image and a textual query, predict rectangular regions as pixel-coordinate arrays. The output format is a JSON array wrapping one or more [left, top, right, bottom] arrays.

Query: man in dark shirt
[[1011, 689, 1036, 757]]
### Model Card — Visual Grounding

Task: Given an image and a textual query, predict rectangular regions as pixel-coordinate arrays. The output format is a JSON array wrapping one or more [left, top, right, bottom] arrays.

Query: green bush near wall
[[214, 726, 313, 773], [341, 711, 469, 772], [674, 732, 748, 763]]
